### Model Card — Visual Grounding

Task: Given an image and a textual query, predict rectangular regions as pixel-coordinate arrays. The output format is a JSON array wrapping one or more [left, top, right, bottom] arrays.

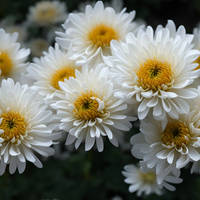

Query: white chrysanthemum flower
[[28, 0, 67, 26], [107, 20, 200, 121], [122, 164, 182, 196], [0, 29, 30, 82], [28, 38, 49, 58], [27, 44, 81, 99], [0, 79, 57, 174], [51, 65, 135, 152], [56, 1, 136, 65], [131, 107, 200, 178]]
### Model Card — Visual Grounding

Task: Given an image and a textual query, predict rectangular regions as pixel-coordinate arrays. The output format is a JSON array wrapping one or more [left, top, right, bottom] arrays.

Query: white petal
[[85, 134, 95, 151], [167, 150, 174, 164], [9, 157, 17, 174], [189, 148, 200, 161], [138, 107, 149, 120], [103, 125, 113, 139], [96, 137, 104, 152], [176, 155, 190, 168], [65, 134, 76, 145]]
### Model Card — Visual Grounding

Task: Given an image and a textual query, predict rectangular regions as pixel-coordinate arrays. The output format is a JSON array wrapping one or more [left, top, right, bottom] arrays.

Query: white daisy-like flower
[[107, 20, 200, 121], [122, 164, 182, 196], [56, 1, 136, 65], [0, 78, 57, 175], [28, 38, 49, 58], [0, 29, 30, 82], [51, 65, 135, 152], [28, 0, 67, 26], [27, 44, 81, 99], [131, 107, 200, 179]]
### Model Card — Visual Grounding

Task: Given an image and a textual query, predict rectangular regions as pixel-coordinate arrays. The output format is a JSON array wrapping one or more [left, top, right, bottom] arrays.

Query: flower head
[[28, 0, 67, 26], [108, 20, 199, 121], [122, 164, 182, 196], [0, 79, 57, 174], [56, 1, 136, 65], [27, 44, 81, 99], [0, 29, 30, 82], [131, 108, 200, 178], [51, 65, 135, 152]]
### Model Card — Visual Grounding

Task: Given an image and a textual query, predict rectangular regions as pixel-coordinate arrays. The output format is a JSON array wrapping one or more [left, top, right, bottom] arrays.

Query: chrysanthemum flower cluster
[[1, 0, 200, 197]]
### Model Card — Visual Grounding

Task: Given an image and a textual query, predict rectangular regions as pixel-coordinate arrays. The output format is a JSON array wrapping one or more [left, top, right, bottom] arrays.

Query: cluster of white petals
[[0, 79, 58, 174], [0, 29, 30, 82], [107, 21, 200, 121], [51, 66, 135, 152], [56, 1, 137, 65], [122, 164, 182, 196]]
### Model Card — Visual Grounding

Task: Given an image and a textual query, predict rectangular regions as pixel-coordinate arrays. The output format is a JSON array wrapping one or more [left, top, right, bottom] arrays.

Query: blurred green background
[[1, 0, 200, 199]]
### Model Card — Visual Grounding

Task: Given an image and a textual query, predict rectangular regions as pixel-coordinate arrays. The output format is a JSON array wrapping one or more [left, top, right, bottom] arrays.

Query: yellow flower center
[[88, 24, 119, 48], [137, 59, 173, 91], [140, 171, 156, 184], [51, 66, 77, 90], [161, 121, 191, 149], [0, 111, 27, 142], [37, 7, 56, 22], [73, 91, 103, 121], [0, 52, 13, 77], [194, 56, 200, 70]]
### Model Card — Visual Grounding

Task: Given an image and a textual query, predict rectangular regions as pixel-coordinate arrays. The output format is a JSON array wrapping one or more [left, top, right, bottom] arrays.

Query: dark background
[[1, 0, 200, 32], [1, 0, 200, 199]]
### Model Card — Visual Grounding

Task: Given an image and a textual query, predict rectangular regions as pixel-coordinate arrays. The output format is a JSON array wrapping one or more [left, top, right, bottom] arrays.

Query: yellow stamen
[[137, 59, 173, 91], [140, 171, 156, 184], [37, 7, 56, 22], [51, 66, 77, 90], [161, 121, 191, 149], [0, 111, 27, 142], [88, 24, 119, 48], [73, 91, 103, 121], [194, 56, 200, 70], [0, 52, 13, 77]]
